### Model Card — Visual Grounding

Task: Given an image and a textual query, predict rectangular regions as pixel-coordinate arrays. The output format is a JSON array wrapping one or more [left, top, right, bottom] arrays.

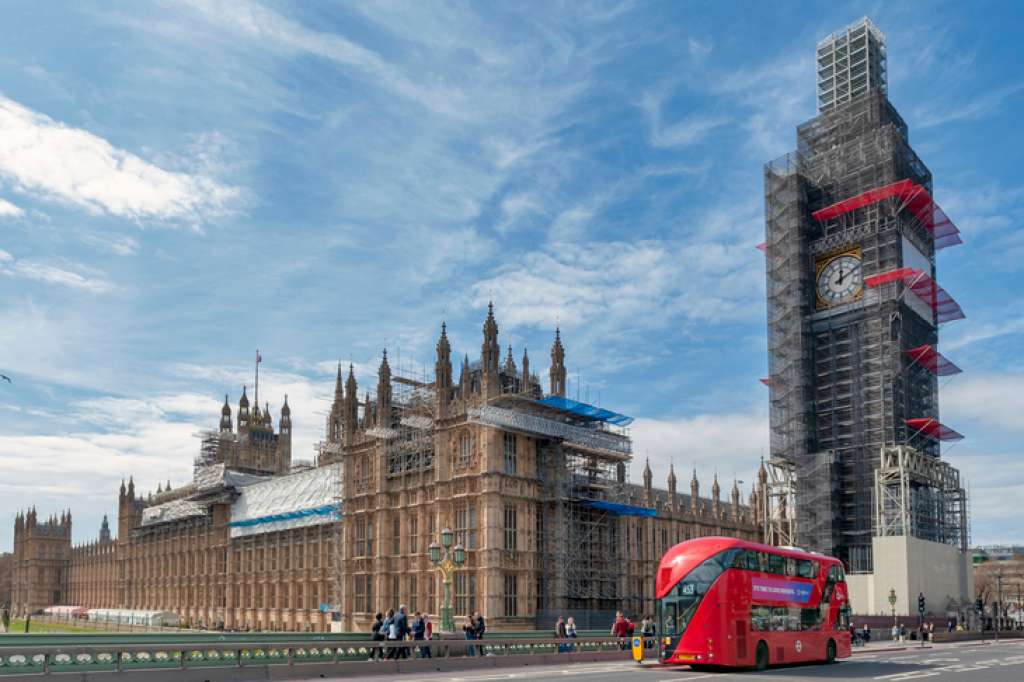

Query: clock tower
[[762, 17, 968, 576]]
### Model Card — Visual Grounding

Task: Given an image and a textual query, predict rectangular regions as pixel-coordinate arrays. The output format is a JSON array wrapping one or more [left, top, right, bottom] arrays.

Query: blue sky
[[1, 1, 1022, 551]]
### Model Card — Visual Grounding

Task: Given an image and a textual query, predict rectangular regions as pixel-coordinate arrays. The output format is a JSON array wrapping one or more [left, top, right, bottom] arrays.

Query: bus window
[[767, 553, 785, 575], [785, 558, 797, 576], [770, 607, 787, 631], [750, 605, 770, 631], [800, 608, 822, 631], [746, 551, 761, 571], [837, 605, 852, 631], [796, 559, 814, 578], [658, 549, 739, 637]]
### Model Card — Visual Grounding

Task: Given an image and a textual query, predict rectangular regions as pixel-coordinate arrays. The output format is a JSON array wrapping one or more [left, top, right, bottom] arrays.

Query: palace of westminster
[[2, 306, 763, 632]]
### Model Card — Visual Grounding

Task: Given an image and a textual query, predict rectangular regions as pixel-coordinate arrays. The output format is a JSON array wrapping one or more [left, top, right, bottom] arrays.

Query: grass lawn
[[5, 618, 97, 634]]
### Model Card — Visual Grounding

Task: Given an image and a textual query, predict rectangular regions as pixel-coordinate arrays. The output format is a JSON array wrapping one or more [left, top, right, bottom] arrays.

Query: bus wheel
[[755, 641, 769, 671], [826, 639, 837, 663]]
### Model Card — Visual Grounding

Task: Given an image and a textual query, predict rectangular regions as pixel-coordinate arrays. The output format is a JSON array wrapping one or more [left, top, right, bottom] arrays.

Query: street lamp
[[429, 528, 466, 633], [888, 588, 898, 629]]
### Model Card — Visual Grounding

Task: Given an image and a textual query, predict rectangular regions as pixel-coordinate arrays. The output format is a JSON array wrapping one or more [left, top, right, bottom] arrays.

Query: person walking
[[565, 616, 578, 652], [612, 611, 630, 650], [383, 609, 397, 660], [462, 614, 477, 657], [370, 612, 386, 661], [474, 611, 487, 654], [394, 604, 411, 659], [555, 616, 567, 653], [412, 611, 431, 658], [641, 614, 656, 650], [891, 623, 899, 642]]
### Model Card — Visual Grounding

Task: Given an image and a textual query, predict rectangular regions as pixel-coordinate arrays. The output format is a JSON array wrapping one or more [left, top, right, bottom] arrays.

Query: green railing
[[0, 635, 629, 676]]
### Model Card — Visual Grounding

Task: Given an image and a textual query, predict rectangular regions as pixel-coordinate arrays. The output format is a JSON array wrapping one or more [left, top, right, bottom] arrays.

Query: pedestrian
[[556, 616, 567, 653], [612, 611, 630, 650], [947, 619, 954, 633], [384, 609, 397, 659], [474, 611, 487, 654], [463, 614, 477, 657], [900, 623, 906, 641], [394, 604, 411, 659], [862, 623, 871, 643], [370, 612, 386, 661], [566, 616, 578, 652], [423, 614, 433, 659], [641, 614, 656, 649], [412, 611, 431, 658], [891, 623, 899, 642]]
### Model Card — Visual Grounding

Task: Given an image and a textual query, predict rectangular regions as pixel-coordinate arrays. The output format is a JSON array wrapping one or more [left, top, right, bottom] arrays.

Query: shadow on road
[[646, 659, 933, 678]]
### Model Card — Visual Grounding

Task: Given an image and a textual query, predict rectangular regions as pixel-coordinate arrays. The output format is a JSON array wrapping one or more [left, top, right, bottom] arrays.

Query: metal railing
[[0, 635, 631, 677]]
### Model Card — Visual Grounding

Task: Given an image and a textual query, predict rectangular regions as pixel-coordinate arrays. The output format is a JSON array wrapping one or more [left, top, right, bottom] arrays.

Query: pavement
[[308, 639, 1024, 682]]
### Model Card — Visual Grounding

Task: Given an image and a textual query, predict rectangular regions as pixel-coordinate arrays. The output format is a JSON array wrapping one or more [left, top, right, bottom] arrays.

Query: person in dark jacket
[[556, 616, 568, 653], [463, 614, 477, 657], [412, 611, 431, 658], [393, 605, 411, 659], [370, 612, 385, 660], [473, 612, 486, 654]]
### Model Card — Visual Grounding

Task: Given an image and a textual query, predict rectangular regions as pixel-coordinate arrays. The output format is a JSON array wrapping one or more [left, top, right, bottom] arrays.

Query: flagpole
[[255, 348, 260, 410]]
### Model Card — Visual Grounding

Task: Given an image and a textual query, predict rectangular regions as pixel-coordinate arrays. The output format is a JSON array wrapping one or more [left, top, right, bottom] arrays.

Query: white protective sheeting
[[140, 498, 207, 527], [229, 463, 341, 538], [193, 463, 266, 491], [86, 609, 180, 627]]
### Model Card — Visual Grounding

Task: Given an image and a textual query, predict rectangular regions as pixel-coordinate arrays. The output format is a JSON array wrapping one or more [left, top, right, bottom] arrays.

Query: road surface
[[310, 639, 1024, 682]]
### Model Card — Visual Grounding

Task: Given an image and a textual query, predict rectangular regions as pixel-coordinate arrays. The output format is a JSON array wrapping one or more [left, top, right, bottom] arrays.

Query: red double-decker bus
[[656, 537, 852, 670]]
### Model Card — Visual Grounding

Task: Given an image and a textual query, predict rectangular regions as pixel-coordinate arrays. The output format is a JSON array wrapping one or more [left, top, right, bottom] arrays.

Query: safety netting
[[905, 418, 964, 442], [865, 267, 965, 323], [229, 463, 341, 538], [537, 396, 633, 426], [811, 179, 962, 250], [579, 499, 656, 517], [904, 344, 962, 376]]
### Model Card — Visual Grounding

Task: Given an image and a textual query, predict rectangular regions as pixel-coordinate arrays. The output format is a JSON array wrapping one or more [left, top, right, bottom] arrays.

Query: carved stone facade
[[8, 307, 765, 630], [0, 551, 13, 609], [10, 510, 72, 616]]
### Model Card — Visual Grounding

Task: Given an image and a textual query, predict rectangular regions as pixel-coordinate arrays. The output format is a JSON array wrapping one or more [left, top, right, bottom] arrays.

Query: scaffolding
[[763, 23, 968, 571], [874, 445, 969, 552]]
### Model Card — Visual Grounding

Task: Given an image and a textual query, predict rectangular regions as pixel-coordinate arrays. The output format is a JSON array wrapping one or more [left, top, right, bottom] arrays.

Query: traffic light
[[918, 593, 926, 614], [976, 598, 984, 614]]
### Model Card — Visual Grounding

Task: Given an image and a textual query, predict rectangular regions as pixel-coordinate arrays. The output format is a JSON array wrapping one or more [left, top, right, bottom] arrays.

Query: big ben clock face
[[816, 250, 863, 308]]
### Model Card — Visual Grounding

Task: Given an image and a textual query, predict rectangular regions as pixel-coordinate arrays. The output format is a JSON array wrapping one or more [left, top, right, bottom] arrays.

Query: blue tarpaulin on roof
[[537, 396, 634, 426], [580, 499, 656, 517]]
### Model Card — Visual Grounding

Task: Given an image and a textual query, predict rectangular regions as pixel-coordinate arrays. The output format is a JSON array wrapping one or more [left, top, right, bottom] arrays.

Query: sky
[[0, 1, 1022, 552]]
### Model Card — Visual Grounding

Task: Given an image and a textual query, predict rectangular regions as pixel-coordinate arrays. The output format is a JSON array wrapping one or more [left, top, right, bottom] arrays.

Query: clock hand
[[837, 263, 846, 285]]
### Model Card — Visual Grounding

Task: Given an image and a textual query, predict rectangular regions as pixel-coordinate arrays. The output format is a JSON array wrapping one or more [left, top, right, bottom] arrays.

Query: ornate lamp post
[[429, 527, 466, 633], [888, 587, 898, 629]]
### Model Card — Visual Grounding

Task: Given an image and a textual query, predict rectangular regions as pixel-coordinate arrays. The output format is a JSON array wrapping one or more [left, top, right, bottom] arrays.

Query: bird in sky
[[0, 375, 11, 383]]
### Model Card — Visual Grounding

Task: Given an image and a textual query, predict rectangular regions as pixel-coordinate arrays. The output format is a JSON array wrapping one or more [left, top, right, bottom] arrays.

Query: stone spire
[[504, 344, 517, 376], [238, 386, 250, 432], [690, 467, 699, 514], [280, 395, 291, 436], [481, 302, 500, 397], [712, 473, 721, 517], [220, 394, 232, 432], [731, 479, 741, 521], [99, 515, 111, 542], [549, 327, 566, 397], [521, 347, 530, 394], [436, 322, 453, 418], [668, 463, 677, 508], [642, 458, 653, 504], [376, 349, 392, 427], [344, 364, 358, 445]]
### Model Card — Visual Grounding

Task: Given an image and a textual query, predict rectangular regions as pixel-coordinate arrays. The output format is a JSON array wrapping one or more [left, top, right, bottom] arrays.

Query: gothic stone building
[[8, 307, 763, 630]]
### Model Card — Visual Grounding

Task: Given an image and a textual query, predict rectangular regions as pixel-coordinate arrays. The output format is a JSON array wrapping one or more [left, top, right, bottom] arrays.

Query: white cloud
[[0, 254, 113, 293], [915, 82, 1024, 129], [182, 0, 470, 119], [640, 90, 730, 149], [470, 239, 763, 330], [944, 317, 1024, 352], [80, 231, 140, 256], [0, 197, 24, 217], [943, 373, 1024, 433], [629, 410, 766, 500], [0, 95, 242, 224]]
